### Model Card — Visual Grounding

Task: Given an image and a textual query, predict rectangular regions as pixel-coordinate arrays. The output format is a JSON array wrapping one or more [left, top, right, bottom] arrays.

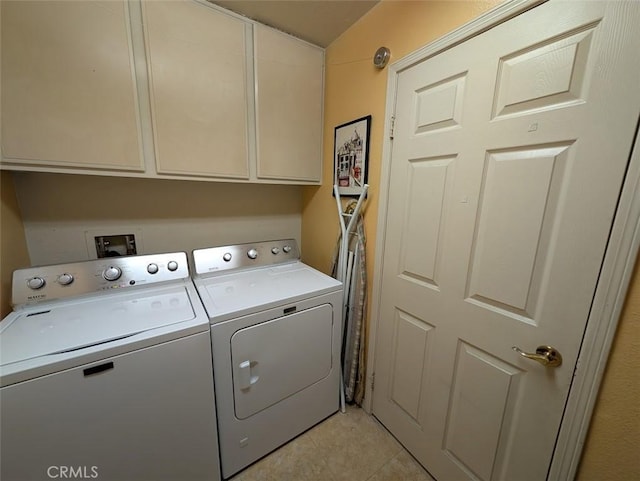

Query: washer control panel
[[12, 252, 190, 306], [193, 239, 300, 275]]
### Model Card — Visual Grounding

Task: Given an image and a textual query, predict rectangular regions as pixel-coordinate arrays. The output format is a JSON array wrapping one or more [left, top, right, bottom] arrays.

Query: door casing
[[364, 1, 640, 479]]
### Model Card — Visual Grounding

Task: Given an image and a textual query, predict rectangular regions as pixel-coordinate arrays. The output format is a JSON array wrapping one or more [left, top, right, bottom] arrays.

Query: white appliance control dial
[[247, 249, 258, 259], [103, 266, 122, 281], [12, 252, 189, 305], [223, 253, 232, 262], [271, 247, 280, 255], [58, 273, 74, 285], [27, 277, 46, 290], [283, 245, 292, 253]]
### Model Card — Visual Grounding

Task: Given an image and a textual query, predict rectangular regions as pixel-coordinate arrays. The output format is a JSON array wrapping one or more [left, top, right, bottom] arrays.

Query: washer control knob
[[147, 263, 159, 274], [247, 248, 258, 260], [58, 273, 74, 286], [27, 277, 46, 290], [283, 245, 292, 254], [103, 266, 122, 281], [167, 261, 179, 272], [223, 252, 232, 262], [271, 247, 280, 255]]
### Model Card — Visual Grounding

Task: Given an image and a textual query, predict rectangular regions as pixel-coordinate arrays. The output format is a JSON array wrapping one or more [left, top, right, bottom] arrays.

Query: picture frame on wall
[[333, 115, 371, 196]]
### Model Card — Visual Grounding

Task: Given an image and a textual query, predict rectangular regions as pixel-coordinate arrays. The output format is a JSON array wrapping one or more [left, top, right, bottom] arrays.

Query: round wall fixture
[[373, 46, 391, 69]]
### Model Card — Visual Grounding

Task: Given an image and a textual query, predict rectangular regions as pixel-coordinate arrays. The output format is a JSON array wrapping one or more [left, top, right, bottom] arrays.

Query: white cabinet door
[[255, 25, 324, 183], [1, 0, 145, 172], [142, 0, 250, 179], [1, 0, 324, 184]]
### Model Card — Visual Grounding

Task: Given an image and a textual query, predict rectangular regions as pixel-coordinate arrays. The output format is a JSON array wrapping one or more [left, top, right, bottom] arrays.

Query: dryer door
[[231, 304, 333, 419]]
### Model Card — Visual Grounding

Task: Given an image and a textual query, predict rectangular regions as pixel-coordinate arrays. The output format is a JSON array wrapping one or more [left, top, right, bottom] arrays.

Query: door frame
[[364, 1, 640, 479]]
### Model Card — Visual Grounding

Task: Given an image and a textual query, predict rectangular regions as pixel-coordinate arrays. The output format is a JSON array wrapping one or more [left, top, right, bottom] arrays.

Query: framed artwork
[[333, 115, 371, 196]]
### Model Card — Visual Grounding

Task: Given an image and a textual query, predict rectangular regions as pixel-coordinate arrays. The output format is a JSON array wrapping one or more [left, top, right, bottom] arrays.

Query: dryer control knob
[[247, 248, 258, 259], [58, 273, 74, 286], [271, 247, 280, 255], [223, 253, 232, 262], [147, 263, 159, 274], [283, 245, 292, 253], [167, 261, 179, 272], [103, 266, 122, 281], [27, 277, 46, 290]]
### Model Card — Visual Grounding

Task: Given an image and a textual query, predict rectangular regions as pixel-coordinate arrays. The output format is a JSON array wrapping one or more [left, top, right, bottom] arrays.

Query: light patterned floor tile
[[227, 406, 432, 481], [306, 405, 403, 481], [367, 450, 436, 481], [230, 431, 335, 481]]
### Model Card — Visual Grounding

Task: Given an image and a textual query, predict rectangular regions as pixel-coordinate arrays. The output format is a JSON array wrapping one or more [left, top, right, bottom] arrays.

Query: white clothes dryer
[[192, 239, 342, 479], [0, 253, 220, 481]]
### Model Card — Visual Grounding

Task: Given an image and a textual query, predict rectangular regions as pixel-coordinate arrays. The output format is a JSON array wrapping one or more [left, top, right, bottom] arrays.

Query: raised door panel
[[1, 0, 144, 171], [443, 342, 523, 481], [466, 144, 572, 323], [388, 309, 434, 422], [143, 0, 250, 179], [255, 25, 323, 182], [399, 156, 455, 290]]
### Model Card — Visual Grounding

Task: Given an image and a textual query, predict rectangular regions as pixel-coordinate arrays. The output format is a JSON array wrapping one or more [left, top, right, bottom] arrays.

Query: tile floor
[[230, 405, 435, 481]]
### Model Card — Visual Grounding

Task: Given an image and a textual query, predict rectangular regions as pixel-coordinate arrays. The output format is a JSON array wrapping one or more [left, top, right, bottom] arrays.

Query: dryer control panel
[[12, 252, 190, 307], [193, 239, 300, 275]]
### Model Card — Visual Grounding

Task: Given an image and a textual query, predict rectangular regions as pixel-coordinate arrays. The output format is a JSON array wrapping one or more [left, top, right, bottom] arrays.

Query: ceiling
[[210, 0, 380, 47]]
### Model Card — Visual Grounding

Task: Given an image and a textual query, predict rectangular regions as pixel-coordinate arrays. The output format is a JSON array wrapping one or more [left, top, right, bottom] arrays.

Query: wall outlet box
[[85, 228, 144, 259], [94, 234, 137, 258]]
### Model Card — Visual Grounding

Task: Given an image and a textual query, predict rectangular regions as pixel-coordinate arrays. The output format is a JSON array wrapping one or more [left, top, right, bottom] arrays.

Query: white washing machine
[[192, 239, 342, 479], [0, 252, 220, 481]]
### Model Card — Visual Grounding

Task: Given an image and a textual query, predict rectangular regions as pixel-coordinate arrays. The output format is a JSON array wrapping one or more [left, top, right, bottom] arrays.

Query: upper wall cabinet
[[0, 0, 324, 184], [1, 0, 145, 172], [142, 0, 250, 179], [255, 25, 324, 182]]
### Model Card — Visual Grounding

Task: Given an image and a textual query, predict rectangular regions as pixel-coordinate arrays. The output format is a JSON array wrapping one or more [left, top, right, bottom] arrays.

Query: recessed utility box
[[95, 234, 137, 258]]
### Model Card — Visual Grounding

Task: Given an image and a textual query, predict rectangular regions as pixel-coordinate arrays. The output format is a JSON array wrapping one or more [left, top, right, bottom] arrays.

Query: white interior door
[[372, 2, 640, 480]]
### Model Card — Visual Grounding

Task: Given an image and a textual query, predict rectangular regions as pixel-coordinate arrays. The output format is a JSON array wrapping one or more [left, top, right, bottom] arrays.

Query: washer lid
[[195, 262, 342, 323], [0, 285, 196, 367]]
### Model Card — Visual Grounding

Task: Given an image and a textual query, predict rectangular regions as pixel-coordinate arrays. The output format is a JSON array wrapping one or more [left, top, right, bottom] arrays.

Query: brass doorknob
[[512, 345, 562, 367]]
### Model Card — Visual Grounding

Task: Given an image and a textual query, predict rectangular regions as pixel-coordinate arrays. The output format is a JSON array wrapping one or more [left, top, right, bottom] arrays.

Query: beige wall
[[12, 172, 302, 267], [301, 0, 639, 478], [1, 172, 31, 317], [577, 256, 640, 480]]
